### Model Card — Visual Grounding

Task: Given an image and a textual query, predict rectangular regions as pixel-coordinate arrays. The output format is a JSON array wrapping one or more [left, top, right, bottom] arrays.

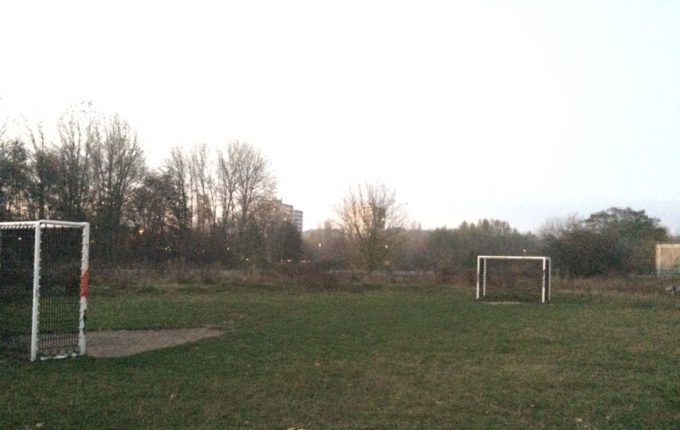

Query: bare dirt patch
[[482, 301, 524, 305], [87, 327, 224, 358]]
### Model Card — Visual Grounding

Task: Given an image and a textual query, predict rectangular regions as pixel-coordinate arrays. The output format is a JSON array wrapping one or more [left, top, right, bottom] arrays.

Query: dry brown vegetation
[[92, 265, 679, 299]]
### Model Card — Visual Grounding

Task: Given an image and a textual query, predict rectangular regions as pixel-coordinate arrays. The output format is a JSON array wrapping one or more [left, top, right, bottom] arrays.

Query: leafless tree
[[53, 102, 99, 220], [163, 147, 192, 250], [212, 141, 275, 262], [336, 182, 405, 272], [25, 123, 58, 220], [216, 147, 237, 230], [91, 114, 145, 260], [0, 116, 6, 142], [189, 143, 218, 232], [127, 171, 177, 264], [228, 141, 276, 234], [0, 138, 30, 220]]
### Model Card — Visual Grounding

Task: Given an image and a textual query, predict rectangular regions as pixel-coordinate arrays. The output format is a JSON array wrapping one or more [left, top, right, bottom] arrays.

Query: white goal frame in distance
[[476, 255, 552, 303], [0, 220, 90, 361]]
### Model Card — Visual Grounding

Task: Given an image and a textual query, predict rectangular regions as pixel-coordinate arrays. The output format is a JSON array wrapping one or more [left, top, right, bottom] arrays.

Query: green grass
[[1, 284, 678, 429]]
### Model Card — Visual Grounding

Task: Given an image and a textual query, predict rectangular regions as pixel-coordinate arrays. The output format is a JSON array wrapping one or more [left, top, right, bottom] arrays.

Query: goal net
[[476, 256, 551, 303], [0, 220, 89, 361]]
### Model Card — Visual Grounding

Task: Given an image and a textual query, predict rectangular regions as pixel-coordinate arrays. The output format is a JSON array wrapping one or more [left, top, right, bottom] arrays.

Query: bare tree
[[0, 138, 30, 220], [127, 171, 176, 264], [336, 182, 405, 272], [210, 141, 276, 259], [188, 143, 217, 232], [216, 147, 237, 230], [163, 147, 192, 258], [91, 114, 145, 260], [0, 113, 6, 142], [25, 124, 58, 220], [228, 141, 276, 231], [53, 102, 99, 220]]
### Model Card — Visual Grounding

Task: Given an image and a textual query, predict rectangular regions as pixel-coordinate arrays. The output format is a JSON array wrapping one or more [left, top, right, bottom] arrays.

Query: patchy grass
[[1, 284, 678, 429]]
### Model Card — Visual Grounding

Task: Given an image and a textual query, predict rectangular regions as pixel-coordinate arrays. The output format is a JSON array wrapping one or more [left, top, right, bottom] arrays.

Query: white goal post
[[0, 220, 90, 361], [476, 255, 552, 303]]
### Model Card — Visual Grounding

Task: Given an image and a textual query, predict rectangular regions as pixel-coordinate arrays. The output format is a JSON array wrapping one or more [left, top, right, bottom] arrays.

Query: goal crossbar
[[0, 220, 89, 229], [476, 255, 552, 303]]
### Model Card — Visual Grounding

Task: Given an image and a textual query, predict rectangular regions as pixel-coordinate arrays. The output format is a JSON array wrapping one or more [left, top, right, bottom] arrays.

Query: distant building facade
[[292, 209, 303, 233], [655, 243, 680, 277], [274, 200, 303, 233]]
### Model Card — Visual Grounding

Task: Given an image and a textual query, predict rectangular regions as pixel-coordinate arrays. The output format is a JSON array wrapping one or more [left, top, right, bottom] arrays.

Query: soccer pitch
[[1, 283, 678, 429]]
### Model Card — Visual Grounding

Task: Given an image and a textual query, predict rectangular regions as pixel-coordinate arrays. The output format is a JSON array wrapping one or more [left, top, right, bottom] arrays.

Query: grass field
[[1, 282, 678, 429]]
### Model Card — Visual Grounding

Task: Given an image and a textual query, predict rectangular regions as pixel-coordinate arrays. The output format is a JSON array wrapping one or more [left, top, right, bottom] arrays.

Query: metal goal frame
[[476, 255, 551, 303], [0, 220, 90, 361]]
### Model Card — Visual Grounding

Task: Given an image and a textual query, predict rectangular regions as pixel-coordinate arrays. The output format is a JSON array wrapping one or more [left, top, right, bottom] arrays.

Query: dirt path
[[87, 327, 224, 358]]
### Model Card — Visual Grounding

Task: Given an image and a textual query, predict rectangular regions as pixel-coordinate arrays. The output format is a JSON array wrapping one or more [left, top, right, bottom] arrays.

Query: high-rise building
[[274, 200, 303, 233], [292, 210, 303, 233]]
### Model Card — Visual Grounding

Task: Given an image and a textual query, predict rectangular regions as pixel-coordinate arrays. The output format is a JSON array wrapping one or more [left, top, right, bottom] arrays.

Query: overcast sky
[[1, 0, 679, 233]]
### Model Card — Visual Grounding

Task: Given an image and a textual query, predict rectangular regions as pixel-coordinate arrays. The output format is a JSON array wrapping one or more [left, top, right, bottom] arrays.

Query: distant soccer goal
[[0, 220, 89, 361], [476, 256, 551, 303]]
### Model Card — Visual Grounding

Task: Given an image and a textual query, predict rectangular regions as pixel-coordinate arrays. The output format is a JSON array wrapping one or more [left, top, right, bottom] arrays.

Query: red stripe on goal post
[[80, 271, 90, 298]]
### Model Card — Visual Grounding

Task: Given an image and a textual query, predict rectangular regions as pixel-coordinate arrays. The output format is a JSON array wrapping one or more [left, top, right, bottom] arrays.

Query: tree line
[[542, 207, 668, 276], [1, 104, 670, 277], [0, 103, 301, 267], [326, 184, 668, 277]]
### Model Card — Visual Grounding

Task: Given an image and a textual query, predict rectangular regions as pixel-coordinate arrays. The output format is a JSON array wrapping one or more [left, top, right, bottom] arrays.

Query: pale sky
[[1, 0, 679, 233]]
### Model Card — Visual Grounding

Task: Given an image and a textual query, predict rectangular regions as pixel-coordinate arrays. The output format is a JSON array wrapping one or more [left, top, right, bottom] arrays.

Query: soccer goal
[[476, 256, 551, 303], [0, 220, 89, 361]]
